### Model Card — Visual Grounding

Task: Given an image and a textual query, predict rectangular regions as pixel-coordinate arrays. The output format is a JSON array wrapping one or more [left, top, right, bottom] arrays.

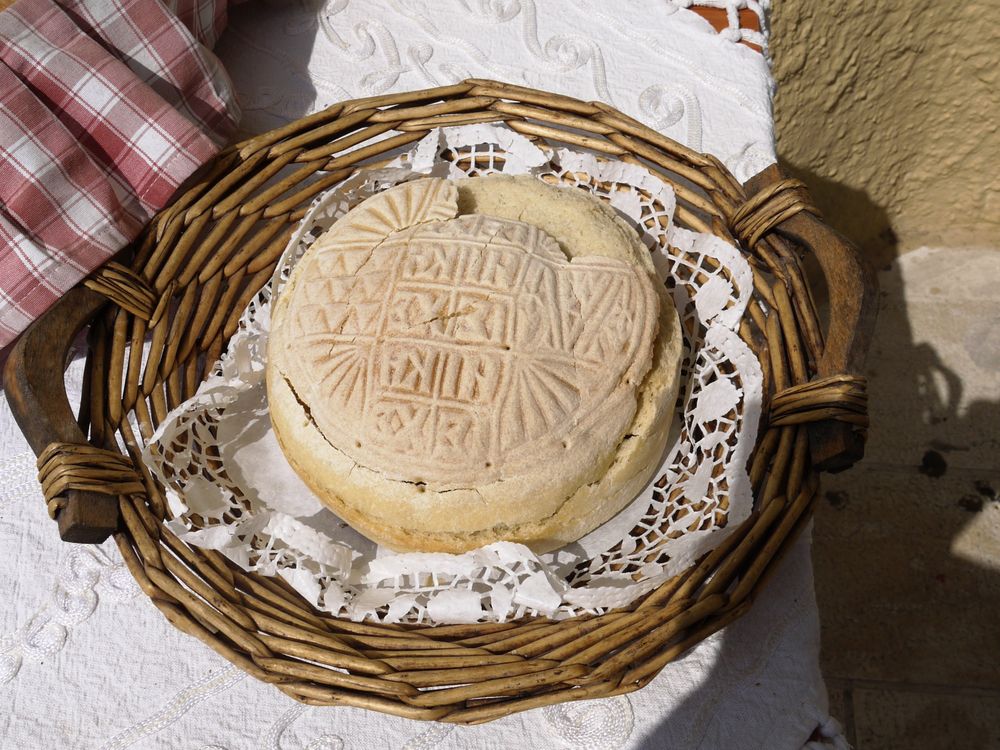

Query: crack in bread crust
[[268, 176, 682, 552]]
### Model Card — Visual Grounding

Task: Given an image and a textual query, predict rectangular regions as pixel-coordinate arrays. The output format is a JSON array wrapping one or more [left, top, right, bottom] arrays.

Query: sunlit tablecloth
[[0, 3, 848, 747]]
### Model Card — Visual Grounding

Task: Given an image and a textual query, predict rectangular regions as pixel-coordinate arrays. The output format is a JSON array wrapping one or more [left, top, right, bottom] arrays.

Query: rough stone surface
[[812, 247, 1000, 747], [852, 688, 1000, 750], [772, 2, 1000, 264], [816, 465, 1000, 688]]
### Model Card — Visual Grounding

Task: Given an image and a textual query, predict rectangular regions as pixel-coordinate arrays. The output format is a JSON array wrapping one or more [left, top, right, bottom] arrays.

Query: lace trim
[[144, 124, 763, 624]]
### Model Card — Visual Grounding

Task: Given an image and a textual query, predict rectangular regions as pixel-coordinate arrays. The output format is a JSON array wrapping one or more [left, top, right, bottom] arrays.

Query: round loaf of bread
[[267, 175, 682, 552]]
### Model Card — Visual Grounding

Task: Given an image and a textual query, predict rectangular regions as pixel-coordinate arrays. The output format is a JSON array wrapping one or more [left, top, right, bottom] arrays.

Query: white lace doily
[[143, 124, 762, 623]]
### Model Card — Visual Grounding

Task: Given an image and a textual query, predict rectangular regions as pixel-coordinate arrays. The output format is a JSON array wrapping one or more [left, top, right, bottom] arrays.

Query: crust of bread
[[267, 175, 682, 552]]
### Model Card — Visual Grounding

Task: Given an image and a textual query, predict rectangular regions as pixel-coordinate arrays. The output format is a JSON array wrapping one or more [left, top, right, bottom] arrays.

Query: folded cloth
[[160, 0, 231, 48], [0, 0, 238, 349]]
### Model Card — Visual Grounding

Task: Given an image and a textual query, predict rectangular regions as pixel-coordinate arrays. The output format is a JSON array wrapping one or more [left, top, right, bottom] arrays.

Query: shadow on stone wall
[[781, 166, 1000, 745], [781, 158, 899, 273], [640, 165, 1000, 747]]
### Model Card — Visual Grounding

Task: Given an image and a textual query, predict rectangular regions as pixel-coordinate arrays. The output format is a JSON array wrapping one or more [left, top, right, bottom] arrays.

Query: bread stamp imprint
[[277, 178, 658, 485]]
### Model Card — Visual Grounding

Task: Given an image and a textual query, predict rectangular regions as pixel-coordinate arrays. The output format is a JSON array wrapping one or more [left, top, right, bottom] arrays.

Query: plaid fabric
[[0, 0, 238, 349], [59, 0, 239, 144], [161, 0, 229, 48]]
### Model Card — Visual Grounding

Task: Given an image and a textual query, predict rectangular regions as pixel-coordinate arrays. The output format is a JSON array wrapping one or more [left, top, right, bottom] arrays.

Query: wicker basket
[[4, 80, 877, 724]]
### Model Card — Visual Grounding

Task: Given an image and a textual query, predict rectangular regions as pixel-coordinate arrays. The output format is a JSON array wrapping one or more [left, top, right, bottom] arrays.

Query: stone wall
[[772, 2, 999, 265]]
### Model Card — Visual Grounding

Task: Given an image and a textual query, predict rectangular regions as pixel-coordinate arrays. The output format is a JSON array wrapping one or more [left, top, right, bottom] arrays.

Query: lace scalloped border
[[143, 124, 762, 624]]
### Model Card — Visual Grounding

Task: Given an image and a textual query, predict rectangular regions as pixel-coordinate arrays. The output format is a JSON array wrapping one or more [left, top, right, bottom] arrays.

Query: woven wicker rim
[[56, 80, 865, 724]]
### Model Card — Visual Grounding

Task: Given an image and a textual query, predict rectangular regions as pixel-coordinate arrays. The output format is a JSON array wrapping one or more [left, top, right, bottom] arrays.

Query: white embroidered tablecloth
[[1, 2, 848, 747]]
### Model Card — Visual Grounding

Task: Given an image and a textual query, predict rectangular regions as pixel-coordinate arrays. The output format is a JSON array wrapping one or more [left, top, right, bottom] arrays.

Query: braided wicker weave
[[4, 80, 877, 723]]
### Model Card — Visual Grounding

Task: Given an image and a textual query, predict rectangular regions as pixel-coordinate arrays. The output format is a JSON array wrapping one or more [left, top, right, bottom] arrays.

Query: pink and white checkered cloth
[[0, 0, 238, 349]]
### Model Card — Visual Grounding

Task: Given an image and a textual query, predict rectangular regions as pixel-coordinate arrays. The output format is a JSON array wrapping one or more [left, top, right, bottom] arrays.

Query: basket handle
[[743, 164, 879, 472], [3, 285, 121, 542]]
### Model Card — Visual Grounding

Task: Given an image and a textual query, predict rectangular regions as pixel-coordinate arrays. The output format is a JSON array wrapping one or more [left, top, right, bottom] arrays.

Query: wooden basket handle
[[3, 286, 121, 542], [2, 261, 153, 543], [2, 164, 876, 544], [743, 165, 879, 472]]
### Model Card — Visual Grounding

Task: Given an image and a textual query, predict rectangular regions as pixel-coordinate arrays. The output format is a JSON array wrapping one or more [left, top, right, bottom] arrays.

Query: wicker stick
[[484, 617, 604, 655], [159, 282, 197, 379], [466, 80, 600, 116], [383, 659, 562, 689], [215, 149, 303, 218], [153, 598, 278, 682], [375, 654, 524, 670], [510, 613, 631, 658], [442, 681, 614, 724], [398, 111, 514, 132], [362, 647, 502, 659], [177, 271, 222, 364], [490, 101, 617, 135], [545, 602, 689, 664], [410, 621, 520, 638], [729, 486, 817, 606], [401, 664, 590, 708], [144, 214, 186, 281], [607, 132, 723, 215], [342, 635, 479, 652], [634, 570, 690, 611], [83, 262, 156, 320], [272, 632, 365, 657], [182, 150, 270, 226], [296, 122, 397, 164], [342, 83, 477, 116], [771, 281, 809, 385], [223, 266, 273, 339], [582, 595, 726, 682], [369, 96, 498, 124], [150, 376, 170, 424], [156, 527, 241, 605], [198, 268, 247, 354], [241, 160, 327, 217], [237, 593, 329, 635], [254, 657, 421, 698], [246, 225, 298, 274], [457, 621, 554, 648], [231, 577, 333, 632], [761, 427, 795, 509], [787, 429, 811, 502], [619, 598, 752, 687], [257, 634, 394, 676], [696, 497, 788, 600], [264, 167, 356, 219], [106, 311, 128, 425], [507, 120, 628, 156], [179, 147, 241, 211], [239, 106, 346, 159], [4, 80, 876, 724], [197, 211, 263, 282], [278, 681, 453, 721], [152, 210, 211, 292], [267, 107, 374, 157], [176, 205, 239, 284], [322, 131, 428, 172]]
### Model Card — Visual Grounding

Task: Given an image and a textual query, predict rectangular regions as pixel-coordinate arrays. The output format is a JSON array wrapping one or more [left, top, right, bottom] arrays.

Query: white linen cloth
[[1, 1, 849, 747], [217, 0, 777, 184]]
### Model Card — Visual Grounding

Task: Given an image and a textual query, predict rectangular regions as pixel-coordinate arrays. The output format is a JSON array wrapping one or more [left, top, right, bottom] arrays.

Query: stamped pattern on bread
[[151, 129, 756, 619], [277, 179, 658, 484]]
